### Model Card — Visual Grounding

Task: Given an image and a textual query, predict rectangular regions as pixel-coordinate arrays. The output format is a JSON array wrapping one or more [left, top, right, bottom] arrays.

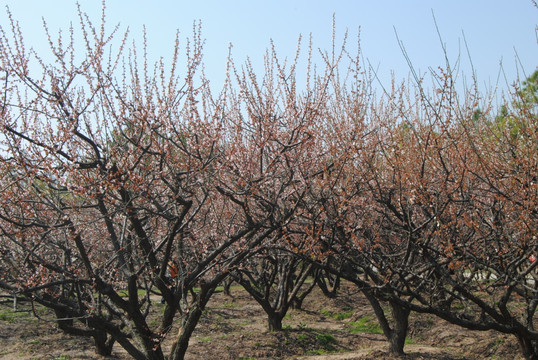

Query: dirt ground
[[0, 282, 524, 360]]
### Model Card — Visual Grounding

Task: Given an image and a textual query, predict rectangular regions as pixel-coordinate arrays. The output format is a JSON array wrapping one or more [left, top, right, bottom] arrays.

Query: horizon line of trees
[[0, 4, 536, 360]]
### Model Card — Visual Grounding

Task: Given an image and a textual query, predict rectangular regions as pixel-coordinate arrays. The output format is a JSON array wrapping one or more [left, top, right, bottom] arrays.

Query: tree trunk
[[516, 333, 538, 360], [292, 277, 317, 310], [53, 308, 114, 357], [317, 271, 340, 299], [267, 311, 283, 331], [93, 331, 115, 356], [169, 284, 214, 360], [361, 290, 410, 356], [53, 308, 74, 332], [291, 295, 305, 310], [387, 300, 410, 356], [169, 305, 203, 360], [223, 278, 233, 297]]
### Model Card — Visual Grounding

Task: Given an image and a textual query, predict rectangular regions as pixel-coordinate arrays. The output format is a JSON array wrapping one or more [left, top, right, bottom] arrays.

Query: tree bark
[[267, 311, 283, 331], [169, 284, 214, 360], [53, 308, 74, 332], [516, 333, 538, 360], [387, 300, 410, 356], [291, 278, 316, 310], [223, 278, 233, 297], [169, 305, 204, 360], [53, 308, 115, 356], [93, 331, 115, 356], [361, 289, 410, 356], [317, 270, 340, 299]]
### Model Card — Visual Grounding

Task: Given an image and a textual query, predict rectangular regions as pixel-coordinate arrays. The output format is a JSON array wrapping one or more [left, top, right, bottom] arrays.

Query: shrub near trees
[[0, 3, 537, 360]]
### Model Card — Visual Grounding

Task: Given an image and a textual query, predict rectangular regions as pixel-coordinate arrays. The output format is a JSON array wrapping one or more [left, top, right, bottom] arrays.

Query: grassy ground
[[0, 283, 523, 359]]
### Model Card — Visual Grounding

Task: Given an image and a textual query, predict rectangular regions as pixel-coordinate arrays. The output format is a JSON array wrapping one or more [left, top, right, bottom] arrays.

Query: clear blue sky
[[1, 1, 537, 96]]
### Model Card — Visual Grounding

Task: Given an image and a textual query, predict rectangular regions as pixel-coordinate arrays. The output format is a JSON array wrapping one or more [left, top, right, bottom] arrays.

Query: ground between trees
[[0, 282, 525, 359]]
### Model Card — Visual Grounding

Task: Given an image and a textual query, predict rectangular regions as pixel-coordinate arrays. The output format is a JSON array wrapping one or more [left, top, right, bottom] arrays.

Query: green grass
[[0, 308, 32, 324], [316, 333, 336, 345], [307, 332, 344, 355], [148, 317, 160, 327], [349, 315, 383, 334], [314, 332, 338, 352], [220, 301, 240, 309], [320, 308, 353, 320], [214, 284, 243, 293], [117, 289, 147, 297]]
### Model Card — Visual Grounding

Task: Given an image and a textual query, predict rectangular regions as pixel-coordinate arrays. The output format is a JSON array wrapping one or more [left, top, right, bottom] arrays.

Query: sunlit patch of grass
[[349, 315, 382, 334], [320, 308, 353, 320], [0, 308, 32, 323], [221, 301, 240, 309], [316, 332, 336, 345], [214, 284, 243, 293], [117, 289, 147, 297], [314, 332, 338, 352]]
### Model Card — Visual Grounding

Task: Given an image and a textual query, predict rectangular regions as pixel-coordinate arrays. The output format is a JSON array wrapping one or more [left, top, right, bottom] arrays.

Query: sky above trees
[[1, 0, 537, 101]]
